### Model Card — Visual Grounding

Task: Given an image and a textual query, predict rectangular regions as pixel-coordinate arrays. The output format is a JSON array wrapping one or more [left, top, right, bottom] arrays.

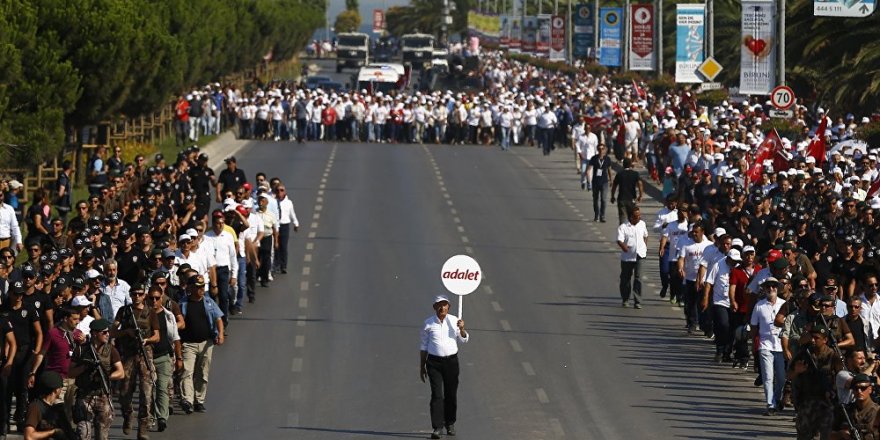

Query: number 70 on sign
[[771, 86, 796, 110]]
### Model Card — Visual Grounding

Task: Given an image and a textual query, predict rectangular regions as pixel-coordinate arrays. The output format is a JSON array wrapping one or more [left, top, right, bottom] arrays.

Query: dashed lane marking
[[307, 232, 316, 238], [296, 315, 307, 327], [290, 384, 301, 400], [300, 281, 310, 291], [536, 388, 550, 404], [510, 340, 523, 352], [491, 301, 503, 312], [500, 320, 511, 331], [464, 246, 474, 254], [549, 418, 566, 437], [295, 335, 305, 348], [522, 362, 536, 376], [302, 267, 311, 276], [304, 254, 312, 262], [306, 243, 314, 250], [461, 236, 469, 243], [299, 298, 309, 308], [291, 358, 303, 372]]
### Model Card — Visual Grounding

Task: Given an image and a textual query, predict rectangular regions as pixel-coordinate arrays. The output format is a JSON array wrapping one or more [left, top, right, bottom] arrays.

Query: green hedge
[[0, 0, 324, 169]]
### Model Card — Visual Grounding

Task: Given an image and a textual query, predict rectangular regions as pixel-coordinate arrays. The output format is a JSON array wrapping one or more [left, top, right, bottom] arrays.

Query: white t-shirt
[[706, 259, 733, 308], [662, 220, 689, 263], [750, 297, 786, 351], [617, 220, 648, 262], [678, 237, 713, 281]]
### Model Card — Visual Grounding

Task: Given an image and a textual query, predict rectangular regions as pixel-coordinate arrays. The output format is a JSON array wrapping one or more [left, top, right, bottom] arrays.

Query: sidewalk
[[202, 131, 253, 172]]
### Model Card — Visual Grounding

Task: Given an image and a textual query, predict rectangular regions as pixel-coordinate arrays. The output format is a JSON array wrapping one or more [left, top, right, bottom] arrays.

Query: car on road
[[305, 76, 331, 90]]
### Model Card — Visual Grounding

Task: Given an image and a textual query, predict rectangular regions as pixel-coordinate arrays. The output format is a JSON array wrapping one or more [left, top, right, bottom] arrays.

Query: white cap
[[186, 228, 199, 238], [743, 245, 756, 254], [713, 153, 724, 160], [178, 234, 192, 242], [714, 227, 727, 237], [71, 296, 93, 307], [85, 269, 102, 280], [805, 156, 816, 164], [433, 295, 450, 305], [7, 180, 23, 189], [727, 249, 742, 261], [732, 238, 744, 248]]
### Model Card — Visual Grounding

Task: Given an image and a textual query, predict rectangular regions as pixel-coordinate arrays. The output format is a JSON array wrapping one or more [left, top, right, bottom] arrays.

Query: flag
[[582, 115, 611, 128], [746, 129, 784, 182], [632, 79, 646, 99], [806, 115, 829, 165], [869, 175, 880, 199]]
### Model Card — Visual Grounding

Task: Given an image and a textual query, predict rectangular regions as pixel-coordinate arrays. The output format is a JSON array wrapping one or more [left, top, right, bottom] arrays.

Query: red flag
[[807, 116, 829, 165], [582, 115, 611, 128], [632, 79, 646, 99], [746, 129, 783, 182], [869, 175, 880, 199]]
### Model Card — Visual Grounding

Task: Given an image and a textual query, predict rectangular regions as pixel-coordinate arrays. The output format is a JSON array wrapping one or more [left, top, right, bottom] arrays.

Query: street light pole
[[779, 0, 785, 84], [657, 0, 663, 74], [707, 0, 714, 57]]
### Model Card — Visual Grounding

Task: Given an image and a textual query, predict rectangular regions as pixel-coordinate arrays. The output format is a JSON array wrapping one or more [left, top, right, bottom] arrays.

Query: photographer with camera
[[111, 283, 159, 440]]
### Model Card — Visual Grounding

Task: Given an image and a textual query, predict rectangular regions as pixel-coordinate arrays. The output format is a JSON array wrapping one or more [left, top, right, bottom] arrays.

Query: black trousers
[[276, 224, 290, 271], [426, 354, 459, 429], [258, 236, 273, 283]]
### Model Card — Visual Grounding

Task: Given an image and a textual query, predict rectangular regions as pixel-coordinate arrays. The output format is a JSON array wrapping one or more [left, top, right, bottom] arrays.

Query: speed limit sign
[[770, 86, 796, 110]]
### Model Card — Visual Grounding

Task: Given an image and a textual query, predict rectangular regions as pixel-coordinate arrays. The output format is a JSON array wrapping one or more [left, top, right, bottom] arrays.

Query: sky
[[312, 0, 411, 40]]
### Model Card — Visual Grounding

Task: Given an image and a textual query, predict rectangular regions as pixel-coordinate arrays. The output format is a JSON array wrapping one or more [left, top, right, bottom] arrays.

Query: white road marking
[[457, 226, 465, 233], [450, 208, 457, 215], [299, 298, 309, 308], [287, 412, 299, 427], [510, 340, 523, 352], [464, 246, 474, 254], [500, 320, 511, 331], [446, 200, 453, 206], [320, 178, 327, 184], [291, 358, 303, 372], [491, 301, 503, 312], [290, 384, 301, 400], [306, 243, 314, 250], [310, 222, 319, 228], [522, 362, 536, 376], [315, 205, 323, 211], [536, 388, 550, 404], [302, 267, 311, 276], [461, 236, 469, 243], [307, 232, 316, 238], [300, 281, 310, 291], [313, 213, 320, 220], [318, 184, 325, 189], [317, 190, 324, 196], [316, 197, 323, 203], [297, 315, 307, 327], [295, 335, 305, 348], [549, 418, 566, 437], [453, 217, 461, 224], [304, 254, 312, 262], [484, 285, 494, 294]]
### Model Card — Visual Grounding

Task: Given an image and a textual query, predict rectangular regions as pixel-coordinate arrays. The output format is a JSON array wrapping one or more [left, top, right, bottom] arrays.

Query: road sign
[[770, 85, 795, 110], [441, 255, 482, 318], [814, 0, 874, 17], [769, 109, 794, 119], [696, 57, 723, 81], [699, 82, 722, 92]]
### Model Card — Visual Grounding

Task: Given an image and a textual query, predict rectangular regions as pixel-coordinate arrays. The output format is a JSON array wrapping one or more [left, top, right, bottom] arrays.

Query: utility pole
[[594, 0, 599, 59], [707, 0, 714, 57], [624, 0, 630, 71], [567, 0, 573, 62], [657, 0, 663, 74], [779, 0, 785, 84], [555, 0, 559, 14]]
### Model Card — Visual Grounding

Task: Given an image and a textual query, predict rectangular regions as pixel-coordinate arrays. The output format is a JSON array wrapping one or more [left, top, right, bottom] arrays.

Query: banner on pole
[[599, 7, 623, 67], [536, 14, 552, 56], [573, 4, 595, 58], [522, 16, 538, 54], [739, 0, 777, 95], [629, 4, 654, 71], [550, 15, 566, 60], [509, 16, 522, 52], [372, 9, 385, 33], [675, 4, 706, 83], [500, 15, 511, 48]]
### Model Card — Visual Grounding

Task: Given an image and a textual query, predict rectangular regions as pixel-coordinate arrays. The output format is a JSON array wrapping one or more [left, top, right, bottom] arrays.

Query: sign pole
[[459, 295, 464, 319], [779, 0, 785, 84], [594, 0, 599, 59], [624, 0, 630, 71], [657, 0, 663, 74]]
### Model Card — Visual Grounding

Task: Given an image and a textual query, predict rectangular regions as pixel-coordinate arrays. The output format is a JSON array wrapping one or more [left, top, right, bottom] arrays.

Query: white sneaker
[[268, 273, 274, 281]]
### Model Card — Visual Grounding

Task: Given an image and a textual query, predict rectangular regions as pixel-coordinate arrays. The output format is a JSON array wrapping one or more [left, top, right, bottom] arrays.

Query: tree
[[345, 0, 358, 11], [335, 10, 362, 33], [385, 0, 468, 37]]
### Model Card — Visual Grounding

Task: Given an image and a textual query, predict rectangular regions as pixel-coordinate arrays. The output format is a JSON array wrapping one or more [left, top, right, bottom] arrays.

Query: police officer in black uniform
[[187, 153, 215, 223]]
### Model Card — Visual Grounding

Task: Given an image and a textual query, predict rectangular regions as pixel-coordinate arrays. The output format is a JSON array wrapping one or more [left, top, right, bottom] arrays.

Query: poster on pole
[[629, 4, 654, 71], [500, 15, 511, 48], [441, 255, 482, 318], [573, 4, 595, 58], [814, 0, 875, 17], [372, 9, 385, 33], [509, 16, 523, 52], [550, 15, 566, 60], [536, 14, 552, 57], [522, 16, 538, 54], [675, 4, 706, 83], [740, 0, 777, 95], [599, 7, 623, 67]]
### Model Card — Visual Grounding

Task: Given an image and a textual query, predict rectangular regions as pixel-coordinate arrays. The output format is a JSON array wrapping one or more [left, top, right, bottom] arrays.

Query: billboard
[[372, 9, 385, 33], [522, 16, 538, 53], [599, 7, 623, 67], [573, 4, 595, 58], [536, 14, 552, 57], [739, 0, 777, 95], [629, 4, 654, 71], [550, 15, 566, 61], [675, 4, 706, 83]]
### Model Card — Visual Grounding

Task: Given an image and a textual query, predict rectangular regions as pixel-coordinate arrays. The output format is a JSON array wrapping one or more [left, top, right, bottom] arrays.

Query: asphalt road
[[156, 140, 794, 440]]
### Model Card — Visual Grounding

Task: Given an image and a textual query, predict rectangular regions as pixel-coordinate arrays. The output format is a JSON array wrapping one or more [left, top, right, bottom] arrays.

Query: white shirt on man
[[750, 297, 786, 352], [617, 220, 648, 262], [420, 314, 469, 357], [706, 259, 734, 308]]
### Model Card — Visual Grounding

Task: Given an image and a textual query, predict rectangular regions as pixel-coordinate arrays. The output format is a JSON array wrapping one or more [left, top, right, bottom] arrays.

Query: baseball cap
[[71, 296, 93, 307], [433, 295, 450, 306], [727, 249, 742, 261], [760, 276, 780, 287], [85, 269, 103, 280]]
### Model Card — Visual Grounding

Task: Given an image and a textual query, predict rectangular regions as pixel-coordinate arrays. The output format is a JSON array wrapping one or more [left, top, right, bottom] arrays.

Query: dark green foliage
[[1, 0, 324, 169]]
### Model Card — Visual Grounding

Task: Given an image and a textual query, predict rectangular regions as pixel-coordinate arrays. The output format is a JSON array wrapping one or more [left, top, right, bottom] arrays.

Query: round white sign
[[770, 86, 795, 110], [441, 255, 482, 296]]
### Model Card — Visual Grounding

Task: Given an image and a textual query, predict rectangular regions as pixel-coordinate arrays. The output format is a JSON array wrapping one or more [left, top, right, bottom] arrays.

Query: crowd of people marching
[[3, 48, 880, 438]]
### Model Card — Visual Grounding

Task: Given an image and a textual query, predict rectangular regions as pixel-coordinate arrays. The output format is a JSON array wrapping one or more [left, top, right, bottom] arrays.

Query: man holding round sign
[[418, 255, 479, 439]]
